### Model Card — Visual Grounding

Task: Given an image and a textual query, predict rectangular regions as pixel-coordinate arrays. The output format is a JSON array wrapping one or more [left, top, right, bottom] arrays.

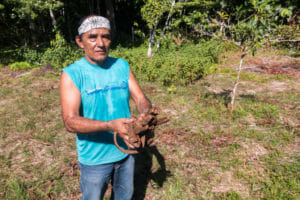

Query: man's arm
[[60, 72, 133, 142], [128, 69, 152, 114]]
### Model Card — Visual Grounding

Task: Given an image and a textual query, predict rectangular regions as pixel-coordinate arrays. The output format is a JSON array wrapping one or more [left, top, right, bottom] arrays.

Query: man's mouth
[[95, 47, 106, 54], [95, 50, 105, 54]]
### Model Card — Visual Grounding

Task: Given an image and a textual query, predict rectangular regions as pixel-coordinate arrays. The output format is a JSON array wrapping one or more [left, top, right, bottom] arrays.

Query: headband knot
[[78, 16, 111, 35]]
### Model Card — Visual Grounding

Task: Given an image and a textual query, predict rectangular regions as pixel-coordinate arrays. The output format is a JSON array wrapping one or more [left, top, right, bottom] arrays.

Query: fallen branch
[[15, 72, 32, 78]]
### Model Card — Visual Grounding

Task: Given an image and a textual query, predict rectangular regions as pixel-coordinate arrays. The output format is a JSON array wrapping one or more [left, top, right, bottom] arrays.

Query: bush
[[1, 38, 221, 82], [41, 33, 83, 69], [110, 40, 221, 86], [9, 61, 33, 71], [22, 48, 43, 65], [0, 47, 44, 66], [0, 33, 82, 69]]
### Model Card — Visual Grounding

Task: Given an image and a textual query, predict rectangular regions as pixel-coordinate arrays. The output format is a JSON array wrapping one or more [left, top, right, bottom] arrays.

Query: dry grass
[[0, 51, 299, 199]]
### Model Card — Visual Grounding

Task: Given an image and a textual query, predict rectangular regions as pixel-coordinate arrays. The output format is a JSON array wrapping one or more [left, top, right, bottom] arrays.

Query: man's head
[[76, 16, 111, 66]]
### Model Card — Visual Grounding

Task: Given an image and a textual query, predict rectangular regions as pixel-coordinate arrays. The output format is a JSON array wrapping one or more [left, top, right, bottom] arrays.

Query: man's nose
[[96, 36, 104, 46]]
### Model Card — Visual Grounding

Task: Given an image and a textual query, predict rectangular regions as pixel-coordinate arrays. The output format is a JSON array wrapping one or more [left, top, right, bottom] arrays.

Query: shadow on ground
[[204, 89, 232, 107], [133, 146, 171, 200]]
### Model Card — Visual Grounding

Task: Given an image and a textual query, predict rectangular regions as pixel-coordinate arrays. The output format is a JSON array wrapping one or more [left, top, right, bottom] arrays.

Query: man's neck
[[85, 56, 106, 66]]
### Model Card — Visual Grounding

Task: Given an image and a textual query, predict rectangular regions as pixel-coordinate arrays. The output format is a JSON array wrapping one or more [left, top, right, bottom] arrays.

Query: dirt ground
[[243, 55, 300, 78], [0, 53, 299, 199], [243, 54, 300, 93], [206, 53, 300, 95]]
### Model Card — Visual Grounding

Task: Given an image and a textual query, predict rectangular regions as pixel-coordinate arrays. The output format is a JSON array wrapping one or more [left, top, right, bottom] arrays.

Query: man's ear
[[75, 36, 84, 48]]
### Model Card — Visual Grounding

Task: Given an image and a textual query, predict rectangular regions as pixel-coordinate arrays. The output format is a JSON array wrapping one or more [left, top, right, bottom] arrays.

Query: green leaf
[[280, 8, 292, 18]]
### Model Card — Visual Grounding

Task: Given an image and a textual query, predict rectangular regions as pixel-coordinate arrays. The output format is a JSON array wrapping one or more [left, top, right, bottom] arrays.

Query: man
[[60, 15, 152, 200]]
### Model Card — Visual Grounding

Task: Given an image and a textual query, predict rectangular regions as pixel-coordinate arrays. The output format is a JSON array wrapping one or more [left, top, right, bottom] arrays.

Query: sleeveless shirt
[[62, 57, 130, 165]]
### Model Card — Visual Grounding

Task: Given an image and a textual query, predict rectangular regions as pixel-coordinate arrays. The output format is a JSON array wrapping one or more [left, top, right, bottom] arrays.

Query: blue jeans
[[79, 155, 134, 200]]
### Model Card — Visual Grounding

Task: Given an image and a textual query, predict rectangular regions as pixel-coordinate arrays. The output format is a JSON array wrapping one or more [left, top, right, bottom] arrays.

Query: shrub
[[0, 47, 44, 66], [0, 34, 82, 69], [41, 33, 83, 69], [22, 48, 43, 65], [9, 61, 33, 71], [110, 40, 222, 86]]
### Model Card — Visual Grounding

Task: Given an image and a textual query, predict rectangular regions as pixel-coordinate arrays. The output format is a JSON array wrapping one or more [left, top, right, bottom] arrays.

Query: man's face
[[76, 28, 111, 65]]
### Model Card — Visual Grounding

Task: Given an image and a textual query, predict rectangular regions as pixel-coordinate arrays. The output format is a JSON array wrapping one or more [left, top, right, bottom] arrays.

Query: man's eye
[[88, 35, 97, 39], [103, 35, 111, 39]]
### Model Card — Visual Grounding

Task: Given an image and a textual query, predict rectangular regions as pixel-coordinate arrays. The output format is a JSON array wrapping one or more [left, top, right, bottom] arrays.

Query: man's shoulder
[[62, 58, 84, 72], [107, 57, 129, 67]]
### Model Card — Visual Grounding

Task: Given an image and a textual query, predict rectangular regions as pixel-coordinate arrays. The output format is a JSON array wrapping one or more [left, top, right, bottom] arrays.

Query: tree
[[105, 0, 116, 38], [227, 0, 296, 109], [0, 0, 63, 46], [141, 0, 176, 58]]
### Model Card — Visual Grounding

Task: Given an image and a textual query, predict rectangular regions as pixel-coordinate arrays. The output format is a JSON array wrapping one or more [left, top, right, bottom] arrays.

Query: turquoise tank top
[[62, 57, 130, 165]]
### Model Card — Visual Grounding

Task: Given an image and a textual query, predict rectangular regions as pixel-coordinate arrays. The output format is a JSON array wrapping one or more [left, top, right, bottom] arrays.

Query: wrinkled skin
[[75, 28, 111, 66], [114, 107, 169, 154]]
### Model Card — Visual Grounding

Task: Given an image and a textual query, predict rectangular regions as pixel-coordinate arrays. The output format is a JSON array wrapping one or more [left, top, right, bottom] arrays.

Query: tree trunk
[[49, 9, 57, 30], [153, 0, 176, 56], [230, 53, 246, 109], [65, 0, 73, 41], [147, 20, 158, 58], [28, 17, 37, 46], [88, 0, 92, 14], [105, 0, 116, 38], [147, 30, 154, 58], [97, 0, 101, 15], [132, 26, 134, 45], [91, 0, 95, 13]]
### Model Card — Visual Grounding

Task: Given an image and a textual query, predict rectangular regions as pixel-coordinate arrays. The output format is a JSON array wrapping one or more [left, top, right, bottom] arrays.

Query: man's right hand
[[109, 118, 135, 149]]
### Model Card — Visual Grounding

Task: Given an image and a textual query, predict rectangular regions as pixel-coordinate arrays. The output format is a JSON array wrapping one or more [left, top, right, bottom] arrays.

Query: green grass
[[0, 50, 299, 199]]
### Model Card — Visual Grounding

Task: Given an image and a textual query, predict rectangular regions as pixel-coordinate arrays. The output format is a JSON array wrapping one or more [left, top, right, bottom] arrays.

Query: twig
[[15, 71, 32, 78], [230, 53, 247, 109]]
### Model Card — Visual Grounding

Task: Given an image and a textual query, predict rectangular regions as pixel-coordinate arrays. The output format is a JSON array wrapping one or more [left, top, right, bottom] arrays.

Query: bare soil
[[243, 55, 300, 78], [0, 52, 299, 199]]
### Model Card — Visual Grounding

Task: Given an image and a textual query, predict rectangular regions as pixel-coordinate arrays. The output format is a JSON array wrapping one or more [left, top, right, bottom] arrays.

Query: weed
[[240, 72, 258, 81], [110, 41, 222, 86], [9, 62, 33, 71], [215, 191, 243, 200], [261, 155, 300, 199], [4, 178, 30, 200]]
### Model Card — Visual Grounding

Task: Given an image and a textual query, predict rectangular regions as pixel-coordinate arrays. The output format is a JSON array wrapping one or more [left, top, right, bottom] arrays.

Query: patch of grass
[[214, 191, 243, 200], [273, 74, 292, 81], [0, 50, 299, 199], [0, 87, 13, 97], [9, 62, 33, 71], [240, 72, 259, 81], [162, 175, 186, 199], [251, 103, 279, 121], [261, 155, 300, 199], [4, 178, 31, 200]]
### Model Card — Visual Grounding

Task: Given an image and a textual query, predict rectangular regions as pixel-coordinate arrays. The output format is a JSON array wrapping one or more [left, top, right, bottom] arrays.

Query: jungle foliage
[[0, 0, 299, 85]]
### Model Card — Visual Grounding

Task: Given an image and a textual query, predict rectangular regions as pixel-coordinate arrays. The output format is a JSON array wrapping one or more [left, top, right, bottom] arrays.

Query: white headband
[[78, 16, 111, 35]]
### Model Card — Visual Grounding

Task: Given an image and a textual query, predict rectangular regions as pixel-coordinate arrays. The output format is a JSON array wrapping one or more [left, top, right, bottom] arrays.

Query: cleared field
[[0, 51, 299, 199]]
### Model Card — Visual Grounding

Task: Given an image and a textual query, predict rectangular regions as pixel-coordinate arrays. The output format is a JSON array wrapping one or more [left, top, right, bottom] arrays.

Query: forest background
[[0, 0, 299, 199], [1, 0, 299, 84]]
